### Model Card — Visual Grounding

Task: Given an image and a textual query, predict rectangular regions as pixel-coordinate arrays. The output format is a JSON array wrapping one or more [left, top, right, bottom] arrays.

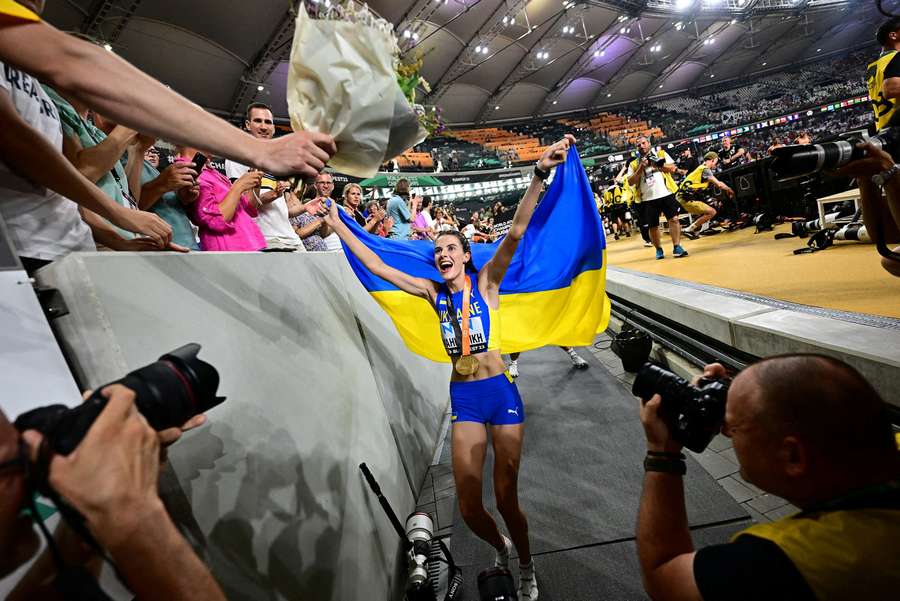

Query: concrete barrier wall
[[607, 267, 900, 406], [35, 252, 451, 601]]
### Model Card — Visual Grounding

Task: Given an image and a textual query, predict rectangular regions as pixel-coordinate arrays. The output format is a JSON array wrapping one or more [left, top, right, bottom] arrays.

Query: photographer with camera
[[626, 136, 687, 259], [677, 152, 734, 240], [1, 386, 225, 600], [836, 141, 900, 276], [634, 354, 899, 601]]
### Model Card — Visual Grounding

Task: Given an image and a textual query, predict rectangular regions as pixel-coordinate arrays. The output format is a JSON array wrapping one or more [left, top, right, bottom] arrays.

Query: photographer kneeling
[[635, 354, 899, 601], [0, 386, 225, 600]]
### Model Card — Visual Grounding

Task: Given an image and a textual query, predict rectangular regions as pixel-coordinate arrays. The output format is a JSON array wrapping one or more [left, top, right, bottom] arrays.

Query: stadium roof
[[43, 0, 882, 126]]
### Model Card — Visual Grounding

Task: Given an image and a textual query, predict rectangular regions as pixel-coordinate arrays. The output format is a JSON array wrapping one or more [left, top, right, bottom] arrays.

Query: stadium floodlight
[[475, 45, 483, 53], [674, 21, 685, 31], [553, 100, 558, 104], [403, 30, 412, 39], [413, 32, 420, 41], [762, 61, 767, 66], [607, 92, 612, 97], [676, 0, 692, 10], [495, 105, 501, 110], [257, 85, 264, 91]]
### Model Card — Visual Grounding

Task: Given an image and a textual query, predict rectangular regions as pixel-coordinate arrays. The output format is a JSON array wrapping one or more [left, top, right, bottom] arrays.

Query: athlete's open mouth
[[439, 259, 453, 273]]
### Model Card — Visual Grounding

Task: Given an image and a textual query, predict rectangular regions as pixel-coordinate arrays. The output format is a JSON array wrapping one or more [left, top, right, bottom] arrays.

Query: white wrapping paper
[[287, 4, 427, 177]]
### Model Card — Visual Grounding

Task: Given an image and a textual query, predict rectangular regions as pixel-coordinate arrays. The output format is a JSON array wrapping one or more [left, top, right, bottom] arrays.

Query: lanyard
[[78, 115, 137, 210], [460, 276, 472, 357], [444, 276, 472, 357]]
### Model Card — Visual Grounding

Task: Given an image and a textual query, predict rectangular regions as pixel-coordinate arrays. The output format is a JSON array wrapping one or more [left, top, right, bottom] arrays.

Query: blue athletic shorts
[[450, 371, 524, 425]]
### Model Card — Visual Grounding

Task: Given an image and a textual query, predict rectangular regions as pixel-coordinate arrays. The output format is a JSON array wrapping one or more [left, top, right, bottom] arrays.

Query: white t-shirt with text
[[0, 63, 94, 260], [224, 159, 304, 250]]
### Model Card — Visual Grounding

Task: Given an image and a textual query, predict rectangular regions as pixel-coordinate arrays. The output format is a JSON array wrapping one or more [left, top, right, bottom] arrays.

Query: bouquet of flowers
[[287, 1, 432, 177], [397, 51, 446, 136]]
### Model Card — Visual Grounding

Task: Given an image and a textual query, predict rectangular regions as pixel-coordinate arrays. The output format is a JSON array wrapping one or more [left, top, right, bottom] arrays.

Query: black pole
[[360, 463, 411, 550]]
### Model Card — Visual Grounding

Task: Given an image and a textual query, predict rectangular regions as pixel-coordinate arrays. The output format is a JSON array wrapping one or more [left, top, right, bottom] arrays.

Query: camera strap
[[434, 538, 463, 601], [793, 228, 835, 254], [27, 440, 117, 601]]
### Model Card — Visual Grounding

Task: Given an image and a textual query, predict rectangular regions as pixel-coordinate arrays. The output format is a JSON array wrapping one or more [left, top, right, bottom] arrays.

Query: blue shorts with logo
[[450, 372, 524, 425]]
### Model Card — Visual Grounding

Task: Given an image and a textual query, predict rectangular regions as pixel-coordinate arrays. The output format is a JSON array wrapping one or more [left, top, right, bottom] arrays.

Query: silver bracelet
[[872, 164, 900, 186]]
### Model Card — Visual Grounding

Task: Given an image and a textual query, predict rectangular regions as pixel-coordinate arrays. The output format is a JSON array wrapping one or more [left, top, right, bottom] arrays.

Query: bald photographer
[[634, 354, 899, 601]]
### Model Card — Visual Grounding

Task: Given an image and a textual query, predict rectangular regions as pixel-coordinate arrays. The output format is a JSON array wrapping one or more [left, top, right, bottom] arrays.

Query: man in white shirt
[[224, 103, 306, 251], [626, 135, 687, 259], [310, 172, 342, 251], [0, 60, 95, 272]]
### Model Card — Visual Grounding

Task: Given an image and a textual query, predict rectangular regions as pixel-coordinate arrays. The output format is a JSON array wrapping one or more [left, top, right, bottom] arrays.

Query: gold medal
[[455, 354, 480, 376], [450, 276, 480, 376]]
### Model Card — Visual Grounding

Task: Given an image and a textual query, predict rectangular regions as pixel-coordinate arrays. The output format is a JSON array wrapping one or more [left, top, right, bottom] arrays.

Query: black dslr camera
[[646, 155, 666, 169], [16, 343, 224, 461], [12, 344, 223, 601], [632, 362, 730, 453]]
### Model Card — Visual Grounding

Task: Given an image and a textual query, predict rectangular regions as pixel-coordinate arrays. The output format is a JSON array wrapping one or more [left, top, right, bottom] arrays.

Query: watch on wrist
[[643, 455, 687, 475], [534, 164, 550, 181], [872, 164, 900, 186]]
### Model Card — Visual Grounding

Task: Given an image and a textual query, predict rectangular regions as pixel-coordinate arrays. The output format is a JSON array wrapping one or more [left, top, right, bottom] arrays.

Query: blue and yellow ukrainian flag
[[338, 146, 609, 362], [0, 0, 40, 22]]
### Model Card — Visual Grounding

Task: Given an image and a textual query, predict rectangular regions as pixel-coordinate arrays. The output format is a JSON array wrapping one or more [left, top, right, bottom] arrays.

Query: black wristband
[[644, 456, 687, 475], [533, 164, 550, 181], [647, 450, 685, 460]]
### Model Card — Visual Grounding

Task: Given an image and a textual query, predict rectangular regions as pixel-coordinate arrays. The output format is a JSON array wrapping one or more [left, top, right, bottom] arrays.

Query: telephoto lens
[[405, 512, 435, 599], [769, 127, 900, 180], [478, 567, 517, 601], [15, 343, 224, 456]]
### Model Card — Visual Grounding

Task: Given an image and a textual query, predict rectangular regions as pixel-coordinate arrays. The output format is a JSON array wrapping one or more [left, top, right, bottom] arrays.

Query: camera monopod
[[359, 463, 462, 601]]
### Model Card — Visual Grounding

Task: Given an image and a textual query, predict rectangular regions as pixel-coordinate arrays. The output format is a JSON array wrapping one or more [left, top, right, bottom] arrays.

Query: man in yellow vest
[[677, 152, 734, 240], [603, 180, 631, 240], [635, 354, 899, 601], [867, 17, 900, 132], [626, 135, 687, 259]]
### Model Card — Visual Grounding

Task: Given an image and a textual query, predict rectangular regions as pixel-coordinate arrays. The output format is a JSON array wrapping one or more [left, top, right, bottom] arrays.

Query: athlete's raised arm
[[322, 201, 438, 301], [481, 135, 575, 291]]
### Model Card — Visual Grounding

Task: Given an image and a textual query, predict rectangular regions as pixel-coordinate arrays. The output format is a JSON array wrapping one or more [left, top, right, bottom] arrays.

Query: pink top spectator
[[412, 211, 429, 240], [190, 167, 266, 251]]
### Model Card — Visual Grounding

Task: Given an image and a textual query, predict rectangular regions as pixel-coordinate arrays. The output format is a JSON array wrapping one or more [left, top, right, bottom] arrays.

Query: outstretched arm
[[707, 174, 734, 197], [481, 135, 575, 290], [322, 201, 438, 301], [0, 20, 335, 177]]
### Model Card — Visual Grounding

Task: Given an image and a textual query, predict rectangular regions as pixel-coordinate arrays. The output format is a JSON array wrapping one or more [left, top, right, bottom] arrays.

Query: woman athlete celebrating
[[324, 135, 575, 599]]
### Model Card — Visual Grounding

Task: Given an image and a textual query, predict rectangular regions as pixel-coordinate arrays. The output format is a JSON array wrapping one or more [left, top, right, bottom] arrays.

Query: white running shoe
[[518, 561, 538, 600], [509, 361, 519, 379], [494, 534, 513, 569], [566, 348, 589, 370]]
